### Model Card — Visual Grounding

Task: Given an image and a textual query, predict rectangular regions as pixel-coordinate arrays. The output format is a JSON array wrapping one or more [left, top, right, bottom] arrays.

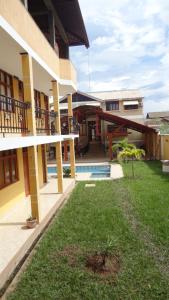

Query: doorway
[[88, 121, 96, 141]]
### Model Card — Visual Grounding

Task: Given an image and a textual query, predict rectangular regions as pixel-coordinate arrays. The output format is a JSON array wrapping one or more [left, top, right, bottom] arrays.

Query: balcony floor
[[0, 177, 75, 290]]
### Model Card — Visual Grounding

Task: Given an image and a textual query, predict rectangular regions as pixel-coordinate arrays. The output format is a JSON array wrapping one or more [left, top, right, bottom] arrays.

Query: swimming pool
[[48, 165, 110, 178]]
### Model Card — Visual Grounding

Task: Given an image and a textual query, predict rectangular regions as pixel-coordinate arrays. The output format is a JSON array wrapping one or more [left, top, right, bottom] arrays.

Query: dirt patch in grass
[[86, 252, 120, 278], [56, 246, 120, 282]]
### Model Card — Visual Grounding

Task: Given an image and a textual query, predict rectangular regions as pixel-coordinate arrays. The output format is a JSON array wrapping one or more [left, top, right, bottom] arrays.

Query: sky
[[70, 0, 169, 114]]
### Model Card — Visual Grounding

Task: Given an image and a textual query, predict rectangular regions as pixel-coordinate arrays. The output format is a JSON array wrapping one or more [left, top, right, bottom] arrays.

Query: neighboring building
[[59, 90, 156, 160], [0, 0, 88, 220], [89, 89, 144, 145], [146, 111, 169, 131]]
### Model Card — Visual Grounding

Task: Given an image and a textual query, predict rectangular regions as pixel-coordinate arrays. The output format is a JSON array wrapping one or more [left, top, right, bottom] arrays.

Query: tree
[[112, 138, 135, 157], [112, 139, 145, 177], [118, 147, 145, 178]]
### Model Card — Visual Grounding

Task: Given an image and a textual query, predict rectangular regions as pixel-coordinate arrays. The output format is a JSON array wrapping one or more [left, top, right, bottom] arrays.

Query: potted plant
[[26, 216, 37, 229], [63, 167, 71, 177]]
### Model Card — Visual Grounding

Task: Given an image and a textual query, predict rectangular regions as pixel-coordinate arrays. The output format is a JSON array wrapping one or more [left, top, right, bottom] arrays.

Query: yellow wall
[[0, 148, 25, 217], [161, 135, 169, 160], [37, 145, 44, 188]]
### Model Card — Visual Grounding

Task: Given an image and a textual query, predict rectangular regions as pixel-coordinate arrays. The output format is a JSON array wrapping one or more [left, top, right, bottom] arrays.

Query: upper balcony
[[0, 94, 58, 137], [0, 0, 60, 79], [0, 0, 89, 89]]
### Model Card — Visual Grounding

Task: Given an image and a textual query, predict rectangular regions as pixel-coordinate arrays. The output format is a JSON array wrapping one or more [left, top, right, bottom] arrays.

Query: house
[[59, 90, 157, 160], [146, 111, 169, 131], [89, 89, 144, 146], [0, 0, 88, 289]]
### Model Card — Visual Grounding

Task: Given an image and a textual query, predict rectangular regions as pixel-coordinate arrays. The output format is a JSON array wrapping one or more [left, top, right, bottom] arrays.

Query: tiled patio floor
[[0, 177, 75, 290]]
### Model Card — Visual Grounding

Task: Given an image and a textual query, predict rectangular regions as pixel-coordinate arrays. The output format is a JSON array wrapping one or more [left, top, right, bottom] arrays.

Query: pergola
[[73, 105, 159, 160]]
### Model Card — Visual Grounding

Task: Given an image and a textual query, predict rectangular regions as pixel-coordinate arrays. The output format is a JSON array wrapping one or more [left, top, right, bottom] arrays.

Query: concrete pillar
[[56, 141, 63, 193], [28, 146, 40, 222], [42, 144, 48, 183], [21, 53, 40, 221], [52, 80, 63, 193], [52, 80, 60, 133], [69, 139, 75, 178], [12, 77, 19, 100], [68, 94, 75, 178], [68, 93, 73, 133], [21, 53, 36, 135], [68, 94, 73, 117]]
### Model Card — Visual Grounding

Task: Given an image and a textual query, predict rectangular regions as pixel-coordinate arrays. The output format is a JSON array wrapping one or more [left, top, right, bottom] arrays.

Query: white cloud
[[70, 0, 169, 113]]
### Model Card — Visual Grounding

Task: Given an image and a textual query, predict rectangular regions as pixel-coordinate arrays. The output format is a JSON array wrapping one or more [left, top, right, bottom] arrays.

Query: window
[[123, 100, 139, 110], [106, 101, 119, 111], [0, 150, 18, 189], [0, 69, 13, 112], [124, 104, 138, 110]]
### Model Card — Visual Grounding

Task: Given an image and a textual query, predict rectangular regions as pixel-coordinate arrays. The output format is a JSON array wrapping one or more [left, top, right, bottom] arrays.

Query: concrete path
[[111, 163, 124, 179], [0, 178, 75, 291]]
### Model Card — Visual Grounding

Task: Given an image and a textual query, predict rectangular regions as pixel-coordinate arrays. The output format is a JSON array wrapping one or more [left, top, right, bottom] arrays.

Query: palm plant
[[118, 147, 145, 178], [112, 139, 145, 177], [112, 138, 135, 157]]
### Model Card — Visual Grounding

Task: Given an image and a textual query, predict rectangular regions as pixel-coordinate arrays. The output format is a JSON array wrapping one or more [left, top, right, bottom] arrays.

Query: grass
[[8, 161, 169, 299], [122, 161, 169, 248]]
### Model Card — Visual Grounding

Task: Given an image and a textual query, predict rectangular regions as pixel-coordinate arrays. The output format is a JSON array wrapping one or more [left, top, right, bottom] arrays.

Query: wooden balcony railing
[[0, 94, 29, 134], [35, 107, 58, 135]]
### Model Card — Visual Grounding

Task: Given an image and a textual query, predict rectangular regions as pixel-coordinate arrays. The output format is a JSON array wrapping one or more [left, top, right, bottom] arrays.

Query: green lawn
[[123, 161, 169, 248], [8, 161, 169, 300]]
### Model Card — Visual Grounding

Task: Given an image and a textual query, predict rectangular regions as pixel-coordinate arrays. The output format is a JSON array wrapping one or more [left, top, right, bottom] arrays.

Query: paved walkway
[[111, 163, 124, 179], [48, 141, 109, 164], [0, 178, 75, 290], [76, 141, 109, 163]]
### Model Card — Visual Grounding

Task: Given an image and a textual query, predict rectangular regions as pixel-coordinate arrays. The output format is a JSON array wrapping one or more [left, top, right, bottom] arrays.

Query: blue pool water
[[48, 165, 110, 178]]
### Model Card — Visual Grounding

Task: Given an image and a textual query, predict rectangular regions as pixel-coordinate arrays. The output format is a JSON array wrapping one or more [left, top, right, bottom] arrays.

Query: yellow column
[[52, 80, 63, 193], [21, 53, 40, 221], [68, 93, 75, 178], [68, 93, 73, 133], [68, 94, 73, 116], [44, 144, 48, 183], [56, 141, 63, 193], [12, 77, 19, 100], [69, 139, 75, 178], [28, 146, 40, 222], [40, 93, 45, 133], [52, 80, 60, 133], [21, 53, 36, 135]]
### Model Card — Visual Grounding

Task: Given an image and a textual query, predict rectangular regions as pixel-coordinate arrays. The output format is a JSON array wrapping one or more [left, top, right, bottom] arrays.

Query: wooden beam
[[63, 141, 68, 162], [96, 114, 100, 136], [43, 0, 68, 45], [109, 136, 113, 160]]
